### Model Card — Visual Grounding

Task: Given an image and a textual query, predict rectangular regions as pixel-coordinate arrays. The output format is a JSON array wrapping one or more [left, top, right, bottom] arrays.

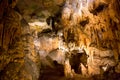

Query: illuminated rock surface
[[0, 0, 120, 80]]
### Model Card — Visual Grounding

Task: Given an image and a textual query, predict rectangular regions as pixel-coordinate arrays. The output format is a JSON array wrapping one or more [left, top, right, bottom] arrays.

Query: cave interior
[[0, 0, 120, 80]]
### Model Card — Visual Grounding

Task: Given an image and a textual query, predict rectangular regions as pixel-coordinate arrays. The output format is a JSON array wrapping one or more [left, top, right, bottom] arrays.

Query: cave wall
[[61, 0, 120, 78], [0, 0, 40, 80], [0, 0, 65, 80], [0, 0, 120, 80], [0, 0, 24, 79]]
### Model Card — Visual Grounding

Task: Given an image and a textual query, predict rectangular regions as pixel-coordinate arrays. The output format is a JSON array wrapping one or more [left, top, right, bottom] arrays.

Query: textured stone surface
[[0, 0, 24, 79], [0, 0, 120, 80], [16, 0, 65, 22], [61, 0, 120, 79], [0, 0, 40, 80]]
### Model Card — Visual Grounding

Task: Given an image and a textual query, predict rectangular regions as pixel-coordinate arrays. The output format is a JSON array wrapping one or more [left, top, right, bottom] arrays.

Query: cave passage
[[0, 0, 120, 80]]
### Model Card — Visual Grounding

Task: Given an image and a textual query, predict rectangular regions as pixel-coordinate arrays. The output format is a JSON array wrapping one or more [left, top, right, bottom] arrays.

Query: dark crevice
[[101, 28, 105, 32], [8, 0, 12, 4], [80, 18, 89, 27], [0, 0, 2, 4], [70, 51, 87, 74], [14, 6, 21, 14], [90, 3, 108, 15]]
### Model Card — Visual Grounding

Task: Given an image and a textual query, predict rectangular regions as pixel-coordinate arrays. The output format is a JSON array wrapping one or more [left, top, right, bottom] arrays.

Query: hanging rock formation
[[0, 0, 120, 80], [61, 0, 120, 79]]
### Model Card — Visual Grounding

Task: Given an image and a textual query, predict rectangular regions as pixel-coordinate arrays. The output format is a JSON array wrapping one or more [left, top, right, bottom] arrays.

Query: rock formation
[[61, 0, 120, 79], [0, 0, 40, 80], [0, 0, 120, 80]]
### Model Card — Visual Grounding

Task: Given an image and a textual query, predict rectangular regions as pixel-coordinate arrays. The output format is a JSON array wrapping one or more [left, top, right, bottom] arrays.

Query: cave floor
[[39, 63, 66, 80]]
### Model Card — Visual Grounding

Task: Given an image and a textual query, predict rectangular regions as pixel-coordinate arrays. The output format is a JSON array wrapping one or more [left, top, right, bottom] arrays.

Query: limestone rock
[[0, 1, 24, 80], [0, 0, 120, 80], [61, 0, 120, 79]]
